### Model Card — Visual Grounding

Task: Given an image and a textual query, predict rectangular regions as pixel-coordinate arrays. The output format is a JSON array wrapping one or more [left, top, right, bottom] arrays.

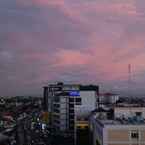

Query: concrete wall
[[103, 125, 145, 145], [99, 95, 119, 104], [75, 91, 96, 118], [114, 107, 145, 118]]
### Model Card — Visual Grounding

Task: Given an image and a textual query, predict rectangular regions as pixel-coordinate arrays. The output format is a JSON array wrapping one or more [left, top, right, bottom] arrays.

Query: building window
[[69, 126, 74, 130], [69, 114, 74, 119], [54, 97, 60, 102], [54, 120, 60, 124], [135, 112, 142, 117], [77, 126, 81, 130], [53, 108, 60, 113], [69, 104, 74, 108], [69, 98, 74, 102], [53, 104, 60, 108], [75, 98, 81, 105], [69, 109, 74, 114], [85, 126, 88, 129], [131, 131, 139, 139], [69, 120, 75, 125]]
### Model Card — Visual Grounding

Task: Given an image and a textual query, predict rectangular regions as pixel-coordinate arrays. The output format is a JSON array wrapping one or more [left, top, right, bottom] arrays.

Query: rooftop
[[80, 85, 99, 91], [115, 103, 145, 107], [95, 116, 145, 127], [99, 93, 118, 96], [45, 82, 99, 91]]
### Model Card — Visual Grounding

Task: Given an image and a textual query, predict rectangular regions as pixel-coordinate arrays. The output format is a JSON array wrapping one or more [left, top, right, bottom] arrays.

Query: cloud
[[17, 0, 65, 7], [1, 0, 145, 95], [55, 49, 90, 66]]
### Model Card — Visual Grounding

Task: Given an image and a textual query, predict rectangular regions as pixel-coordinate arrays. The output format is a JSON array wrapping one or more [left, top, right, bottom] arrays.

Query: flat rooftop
[[115, 103, 145, 107], [95, 117, 145, 127]]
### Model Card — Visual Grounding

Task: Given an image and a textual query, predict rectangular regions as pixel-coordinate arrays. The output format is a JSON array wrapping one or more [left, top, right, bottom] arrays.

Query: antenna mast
[[128, 64, 132, 84]]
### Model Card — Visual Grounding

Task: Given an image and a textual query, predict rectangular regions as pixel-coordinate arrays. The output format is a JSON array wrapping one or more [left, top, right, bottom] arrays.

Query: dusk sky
[[1, 0, 145, 96]]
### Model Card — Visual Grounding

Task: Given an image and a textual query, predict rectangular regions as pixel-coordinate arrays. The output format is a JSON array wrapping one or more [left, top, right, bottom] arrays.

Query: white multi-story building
[[75, 90, 97, 119], [43, 82, 99, 133]]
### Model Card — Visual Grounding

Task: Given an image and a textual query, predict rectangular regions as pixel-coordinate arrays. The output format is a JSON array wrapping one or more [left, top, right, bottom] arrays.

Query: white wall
[[114, 107, 145, 118], [99, 95, 119, 104], [75, 91, 96, 118]]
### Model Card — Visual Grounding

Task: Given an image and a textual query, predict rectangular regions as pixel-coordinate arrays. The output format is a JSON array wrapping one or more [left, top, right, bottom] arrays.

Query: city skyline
[[1, 0, 145, 96]]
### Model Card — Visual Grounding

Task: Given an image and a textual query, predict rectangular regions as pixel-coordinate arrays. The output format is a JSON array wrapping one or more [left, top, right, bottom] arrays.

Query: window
[[77, 126, 81, 129], [69, 114, 74, 119], [69, 120, 74, 124], [69, 126, 74, 130], [136, 112, 142, 117], [75, 98, 81, 105], [69, 98, 74, 102], [69, 124, 74, 130], [54, 97, 60, 102], [53, 108, 60, 113], [54, 120, 60, 124], [85, 126, 88, 129], [69, 109, 74, 114], [53, 104, 60, 108], [131, 131, 139, 139], [69, 104, 74, 108]]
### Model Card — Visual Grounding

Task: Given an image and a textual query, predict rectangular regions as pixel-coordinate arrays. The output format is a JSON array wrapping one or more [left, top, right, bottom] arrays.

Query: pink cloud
[[2, 0, 145, 95], [17, 0, 65, 7], [7, 30, 145, 82], [61, 0, 139, 24], [55, 49, 90, 66]]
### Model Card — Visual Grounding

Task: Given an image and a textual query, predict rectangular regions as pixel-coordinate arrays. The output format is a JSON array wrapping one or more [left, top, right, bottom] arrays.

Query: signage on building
[[69, 91, 80, 96]]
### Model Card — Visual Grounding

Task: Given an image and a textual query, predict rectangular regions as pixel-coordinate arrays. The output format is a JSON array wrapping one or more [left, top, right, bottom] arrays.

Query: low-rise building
[[114, 106, 145, 119], [90, 116, 145, 145], [90, 104, 145, 145]]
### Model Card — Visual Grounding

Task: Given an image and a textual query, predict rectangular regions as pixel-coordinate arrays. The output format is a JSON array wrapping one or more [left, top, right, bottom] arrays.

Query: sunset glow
[[0, 0, 145, 95]]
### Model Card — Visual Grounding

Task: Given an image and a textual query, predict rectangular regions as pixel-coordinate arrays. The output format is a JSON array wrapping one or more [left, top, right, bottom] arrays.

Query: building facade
[[43, 82, 99, 133], [90, 117, 145, 145], [90, 106, 145, 145], [114, 106, 145, 119], [98, 93, 120, 107]]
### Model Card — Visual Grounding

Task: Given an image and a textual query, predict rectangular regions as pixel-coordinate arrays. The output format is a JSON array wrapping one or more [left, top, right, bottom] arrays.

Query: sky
[[0, 0, 145, 96]]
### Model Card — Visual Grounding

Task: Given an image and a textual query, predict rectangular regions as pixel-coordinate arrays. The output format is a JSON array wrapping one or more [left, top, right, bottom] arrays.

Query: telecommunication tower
[[128, 64, 132, 84]]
